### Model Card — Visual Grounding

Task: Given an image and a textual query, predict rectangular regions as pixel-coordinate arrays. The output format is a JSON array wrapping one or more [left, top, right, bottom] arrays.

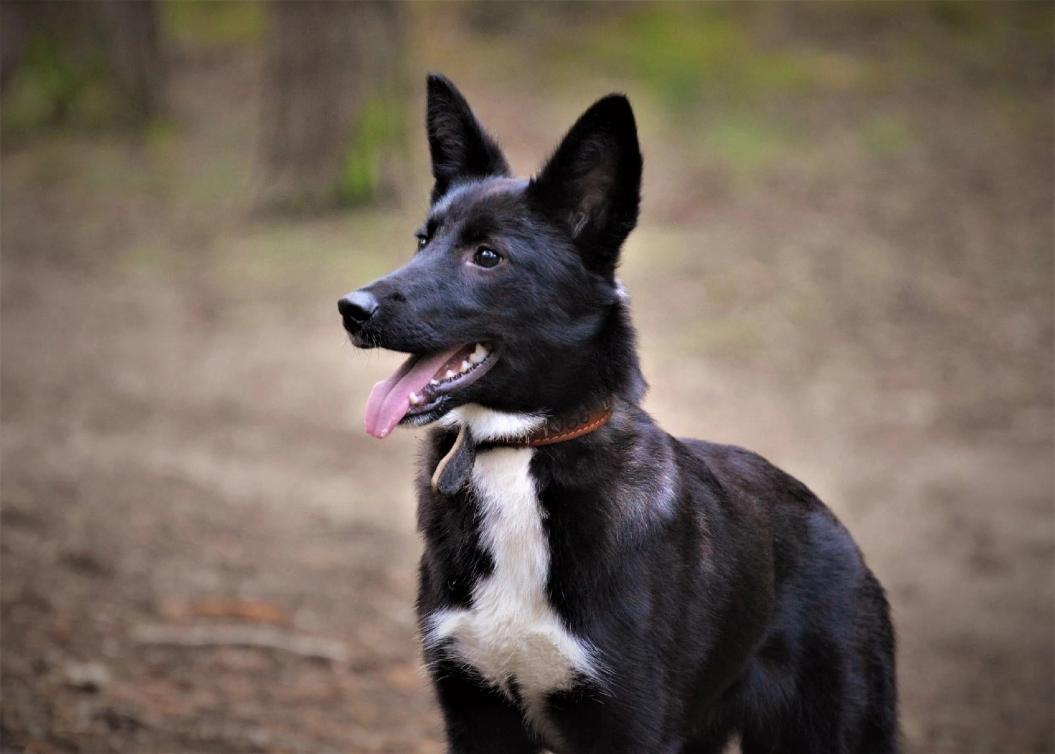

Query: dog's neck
[[438, 404, 546, 442], [440, 401, 613, 444], [431, 400, 616, 495]]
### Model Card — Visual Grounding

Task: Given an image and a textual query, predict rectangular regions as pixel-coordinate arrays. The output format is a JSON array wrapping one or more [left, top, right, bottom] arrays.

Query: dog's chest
[[426, 446, 597, 704]]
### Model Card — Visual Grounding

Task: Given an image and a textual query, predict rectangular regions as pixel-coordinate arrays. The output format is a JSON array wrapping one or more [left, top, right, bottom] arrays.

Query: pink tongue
[[364, 346, 463, 439]]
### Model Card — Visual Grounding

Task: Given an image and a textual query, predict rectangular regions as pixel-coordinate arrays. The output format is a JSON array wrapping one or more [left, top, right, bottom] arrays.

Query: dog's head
[[341, 74, 644, 438]]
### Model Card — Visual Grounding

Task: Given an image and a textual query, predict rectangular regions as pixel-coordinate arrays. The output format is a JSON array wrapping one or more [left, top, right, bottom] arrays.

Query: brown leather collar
[[430, 401, 614, 495], [495, 402, 613, 447]]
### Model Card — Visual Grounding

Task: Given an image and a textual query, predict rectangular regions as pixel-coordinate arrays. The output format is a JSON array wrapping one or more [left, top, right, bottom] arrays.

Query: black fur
[[427, 74, 511, 203], [341, 75, 899, 754]]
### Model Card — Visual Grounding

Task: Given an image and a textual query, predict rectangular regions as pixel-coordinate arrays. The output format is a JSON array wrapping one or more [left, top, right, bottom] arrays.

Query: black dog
[[340, 74, 899, 754]]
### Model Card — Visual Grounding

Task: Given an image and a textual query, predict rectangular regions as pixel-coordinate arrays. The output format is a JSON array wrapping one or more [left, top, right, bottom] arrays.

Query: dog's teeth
[[460, 360, 471, 372], [445, 370, 455, 380], [470, 344, 487, 364], [429, 379, 439, 386], [409, 392, 421, 405]]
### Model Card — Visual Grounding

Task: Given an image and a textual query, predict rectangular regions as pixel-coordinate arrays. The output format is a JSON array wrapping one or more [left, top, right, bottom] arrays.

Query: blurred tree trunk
[[99, 0, 166, 126], [0, 0, 164, 128], [0, 2, 27, 94], [256, 1, 407, 214]]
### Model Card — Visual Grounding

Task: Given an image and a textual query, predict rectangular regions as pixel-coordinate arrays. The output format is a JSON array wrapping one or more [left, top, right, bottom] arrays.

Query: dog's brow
[[460, 216, 500, 246], [431, 181, 476, 216], [478, 177, 525, 197]]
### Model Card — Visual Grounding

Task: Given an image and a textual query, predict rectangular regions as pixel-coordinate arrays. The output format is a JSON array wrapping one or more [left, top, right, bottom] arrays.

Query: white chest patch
[[424, 443, 601, 708]]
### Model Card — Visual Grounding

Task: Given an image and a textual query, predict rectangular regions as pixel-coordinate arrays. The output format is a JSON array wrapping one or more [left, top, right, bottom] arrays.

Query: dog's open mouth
[[364, 343, 496, 438]]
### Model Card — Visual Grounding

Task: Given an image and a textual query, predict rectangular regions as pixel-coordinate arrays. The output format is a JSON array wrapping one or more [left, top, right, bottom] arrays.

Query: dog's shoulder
[[676, 437, 823, 513], [677, 436, 866, 593]]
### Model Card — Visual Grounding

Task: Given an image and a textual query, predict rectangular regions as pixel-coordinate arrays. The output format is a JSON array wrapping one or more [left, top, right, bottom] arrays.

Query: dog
[[339, 74, 899, 754]]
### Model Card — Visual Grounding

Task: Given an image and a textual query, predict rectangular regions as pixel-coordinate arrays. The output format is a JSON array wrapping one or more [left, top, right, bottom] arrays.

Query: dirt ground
[[2, 8, 1053, 754]]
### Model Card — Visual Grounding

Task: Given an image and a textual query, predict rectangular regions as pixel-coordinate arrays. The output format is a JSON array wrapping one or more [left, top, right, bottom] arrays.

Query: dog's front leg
[[429, 658, 541, 754]]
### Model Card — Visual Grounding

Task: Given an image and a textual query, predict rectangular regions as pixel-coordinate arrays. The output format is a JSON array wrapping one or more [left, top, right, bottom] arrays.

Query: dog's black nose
[[338, 290, 379, 328]]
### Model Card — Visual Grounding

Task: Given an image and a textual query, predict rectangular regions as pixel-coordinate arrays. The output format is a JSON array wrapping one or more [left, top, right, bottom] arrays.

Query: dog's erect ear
[[426, 74, 510, 203], [528, 95, 642, 277]]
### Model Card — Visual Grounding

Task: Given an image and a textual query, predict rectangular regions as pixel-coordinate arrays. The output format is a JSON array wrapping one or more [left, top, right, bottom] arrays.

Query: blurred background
[[1, 2, 1052, 752]]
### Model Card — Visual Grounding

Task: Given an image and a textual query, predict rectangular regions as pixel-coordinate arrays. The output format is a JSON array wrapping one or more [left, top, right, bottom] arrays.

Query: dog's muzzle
[[338, 290, 379, 334]]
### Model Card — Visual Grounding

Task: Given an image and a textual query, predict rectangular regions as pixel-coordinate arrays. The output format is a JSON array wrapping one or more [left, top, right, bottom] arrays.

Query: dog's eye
[[472, 247, 502, 268], [416, 234, 429, 250]]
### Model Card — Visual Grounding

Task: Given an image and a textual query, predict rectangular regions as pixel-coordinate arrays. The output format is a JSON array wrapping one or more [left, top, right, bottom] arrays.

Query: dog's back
[[680, 439, 900, 752]]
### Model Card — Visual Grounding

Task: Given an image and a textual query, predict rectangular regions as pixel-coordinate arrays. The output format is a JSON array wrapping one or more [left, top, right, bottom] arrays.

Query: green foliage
[[1, 33, 123, 137], [701, 114, 798, 176], [585, 6, 818, 111], [162, 0, 264, 49], [880, 1, 1055, 89], [340, 96, 406, 205], [863, 115, 915, 159]]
